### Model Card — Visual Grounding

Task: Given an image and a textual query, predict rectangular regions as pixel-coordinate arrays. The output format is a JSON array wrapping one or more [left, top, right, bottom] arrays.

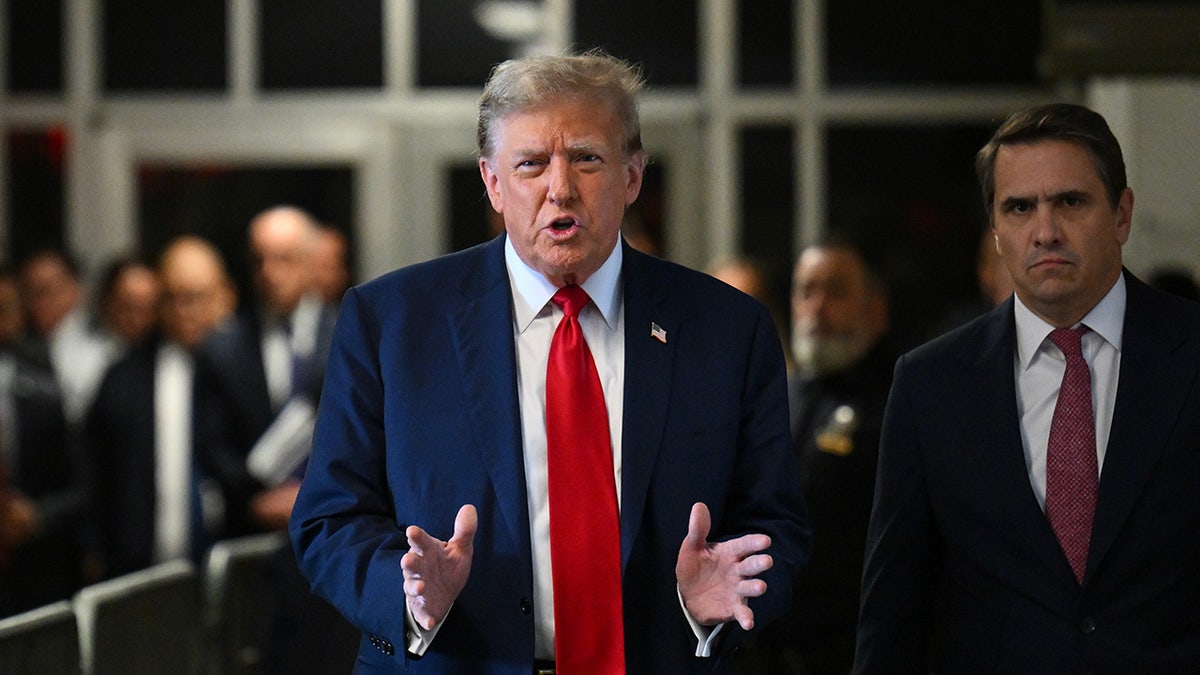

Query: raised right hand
[[401, 504, 478, 630]]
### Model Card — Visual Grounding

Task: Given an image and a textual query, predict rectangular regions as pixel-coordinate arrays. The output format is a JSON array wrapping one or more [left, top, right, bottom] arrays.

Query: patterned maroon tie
[[1045, 326, 1098, 584], [546, 285, 625, 674]]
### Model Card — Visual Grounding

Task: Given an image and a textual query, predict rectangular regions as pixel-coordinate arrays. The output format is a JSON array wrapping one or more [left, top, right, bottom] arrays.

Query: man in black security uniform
[[738, 238, 894, 675]]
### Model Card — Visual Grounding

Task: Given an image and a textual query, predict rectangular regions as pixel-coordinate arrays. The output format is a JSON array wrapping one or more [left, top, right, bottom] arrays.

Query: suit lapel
[[448, 237, 533, 583], [1087, 273, 1196, 580], [961, 303, 1079, 584], [617, 246, 675, 570]]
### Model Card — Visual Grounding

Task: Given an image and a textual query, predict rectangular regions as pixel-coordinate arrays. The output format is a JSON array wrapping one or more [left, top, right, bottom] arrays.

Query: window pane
[[260, 0, 383, 90], [575, 0, 698, 86], [137, 165, 355, 303], [738, 0, 793, 89], [827, 0, 1041, 86], [7, 129, 67, 263], [6, 0, 63, 94], [449, 163, 499, 252], [739, 125, 795, 323], [416, 0, 512, 88], [826, 124, 992, 350], [103, 1, 226, 92]]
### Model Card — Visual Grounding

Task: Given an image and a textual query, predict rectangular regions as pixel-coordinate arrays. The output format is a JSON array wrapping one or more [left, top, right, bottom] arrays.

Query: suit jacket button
[[520, 597, 533, 614], [1080, 617, 1096, 634]]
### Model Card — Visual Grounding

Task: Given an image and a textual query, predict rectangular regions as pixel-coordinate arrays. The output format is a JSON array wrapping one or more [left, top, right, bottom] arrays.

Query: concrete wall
[[1089, 78, 1200, 282]]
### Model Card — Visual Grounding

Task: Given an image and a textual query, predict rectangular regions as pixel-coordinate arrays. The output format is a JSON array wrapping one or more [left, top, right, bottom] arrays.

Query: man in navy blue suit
[[290, 51, 810, 674], [855, 104, 1200, 674]]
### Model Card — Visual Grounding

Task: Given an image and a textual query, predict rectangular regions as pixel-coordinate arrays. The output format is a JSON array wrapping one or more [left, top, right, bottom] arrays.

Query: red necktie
[[546, 285, 625, 674], [1045, 326, 1098, 584]]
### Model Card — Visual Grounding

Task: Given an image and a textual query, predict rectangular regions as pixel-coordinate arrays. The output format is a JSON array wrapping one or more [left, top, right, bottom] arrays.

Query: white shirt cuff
[[677, 585, 725, 657], [405, 598, 450, 656]]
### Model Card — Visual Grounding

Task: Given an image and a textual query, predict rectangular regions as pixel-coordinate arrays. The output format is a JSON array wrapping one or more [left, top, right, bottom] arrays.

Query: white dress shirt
[[154, 342, 194, 562], [507, 238, 626, 660], [48, 308, 112, 425], [1013, 275, 1124, 510], [260, 293, 325, 411]]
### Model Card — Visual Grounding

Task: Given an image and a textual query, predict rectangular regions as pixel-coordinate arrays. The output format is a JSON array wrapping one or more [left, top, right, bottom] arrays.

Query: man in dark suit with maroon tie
[[855, 103, 1200, 674]]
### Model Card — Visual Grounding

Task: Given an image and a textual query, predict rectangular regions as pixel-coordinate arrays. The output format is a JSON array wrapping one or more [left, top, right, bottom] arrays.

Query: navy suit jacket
[[855, 271, 1200, 674], [84, 338, 166, 577], [290, 235, 811, 674], [194, 303, 335, 535]]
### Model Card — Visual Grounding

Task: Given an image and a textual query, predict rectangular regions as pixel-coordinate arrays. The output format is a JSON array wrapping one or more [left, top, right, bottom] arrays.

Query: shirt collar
[[505, 235, 623, 334], [1014, 272, 1126, 369]]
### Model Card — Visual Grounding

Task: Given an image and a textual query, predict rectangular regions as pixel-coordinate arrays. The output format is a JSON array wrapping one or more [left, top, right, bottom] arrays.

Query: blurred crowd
[[0, 206, 357, 672]]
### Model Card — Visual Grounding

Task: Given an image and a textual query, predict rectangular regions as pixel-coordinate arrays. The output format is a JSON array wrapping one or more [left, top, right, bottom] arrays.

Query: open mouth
[[549, 217, 577, 232]]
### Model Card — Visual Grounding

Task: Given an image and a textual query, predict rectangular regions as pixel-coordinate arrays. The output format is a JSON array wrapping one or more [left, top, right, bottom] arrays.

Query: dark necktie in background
[[546, 285, 625, 674], [1045, 326, 1098, 584]]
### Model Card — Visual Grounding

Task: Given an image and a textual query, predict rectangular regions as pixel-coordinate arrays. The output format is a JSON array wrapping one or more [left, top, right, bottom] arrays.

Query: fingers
[[406, 524, 434, 555], [684, 502, 712, 548], [720, 532, 772, 560], [732, 603, 756, 632], [738, 551, 773, 576], [450, 504, 478, 547]]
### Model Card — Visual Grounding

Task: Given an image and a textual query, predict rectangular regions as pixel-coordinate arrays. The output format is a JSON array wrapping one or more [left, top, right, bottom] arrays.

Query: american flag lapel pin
[[650, 322, 667, 344]]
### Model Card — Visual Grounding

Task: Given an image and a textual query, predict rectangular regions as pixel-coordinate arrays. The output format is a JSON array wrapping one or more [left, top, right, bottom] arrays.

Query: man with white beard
[[738, 238, 894, 675]]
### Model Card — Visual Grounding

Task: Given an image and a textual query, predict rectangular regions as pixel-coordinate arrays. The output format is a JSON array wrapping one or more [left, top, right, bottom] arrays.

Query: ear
[[624, 151, 646, 206], [1115, 187, 1133, 245], [479, 157, 503, 214]]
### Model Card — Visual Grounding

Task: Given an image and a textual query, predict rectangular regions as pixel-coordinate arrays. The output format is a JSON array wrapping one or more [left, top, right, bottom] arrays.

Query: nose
[[546, 157, 575, 205], [1032, 204, 1062, 247]]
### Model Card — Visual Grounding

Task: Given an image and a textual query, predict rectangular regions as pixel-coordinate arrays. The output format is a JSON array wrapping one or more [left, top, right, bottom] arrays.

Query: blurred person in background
[[737, 238, 893, 674], [708, 255, 791, 370], [17, 248, 111, 426], [84, 236, 236, 579], [1147, 265, 1199, 302], [96, 255, 162, 356], [193, 205, 356, 674], [311, 223, 352, 307], [936, 227, 1016, 336], [0, 266, 85, 617]]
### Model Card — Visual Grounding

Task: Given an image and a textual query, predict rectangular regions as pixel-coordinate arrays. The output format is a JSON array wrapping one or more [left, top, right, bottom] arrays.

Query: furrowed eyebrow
[[999, 196, 1032, 210], [1049, 189, 1088, 202]]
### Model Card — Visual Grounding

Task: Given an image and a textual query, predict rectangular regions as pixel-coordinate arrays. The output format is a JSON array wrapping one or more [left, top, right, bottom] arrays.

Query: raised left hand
[[675, 502, 772, 631]]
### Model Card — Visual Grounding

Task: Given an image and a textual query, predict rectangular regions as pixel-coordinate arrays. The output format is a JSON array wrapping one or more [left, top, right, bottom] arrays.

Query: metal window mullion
[[700, 0, 738, 263], [384, 0, 414, 94], [797, 0, 826, 250], [229, 0, 257, 103]]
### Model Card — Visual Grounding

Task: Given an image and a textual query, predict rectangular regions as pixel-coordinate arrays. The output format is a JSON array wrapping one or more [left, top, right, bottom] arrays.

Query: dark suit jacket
[[193, 302, 335, 535], [84, 338, 164, 577], [0, 344, 84, 616], [855, 271, 1200, 674], [84, 336, 226, 577], [289, 235, 811, 674]]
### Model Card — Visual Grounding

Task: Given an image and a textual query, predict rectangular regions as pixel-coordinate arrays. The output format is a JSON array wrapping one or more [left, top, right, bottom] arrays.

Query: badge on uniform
[[816, 404, 858, 456]]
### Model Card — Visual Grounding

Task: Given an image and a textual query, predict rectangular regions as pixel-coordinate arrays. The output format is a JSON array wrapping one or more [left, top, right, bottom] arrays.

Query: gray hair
[[477, 50, 645, 160]]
